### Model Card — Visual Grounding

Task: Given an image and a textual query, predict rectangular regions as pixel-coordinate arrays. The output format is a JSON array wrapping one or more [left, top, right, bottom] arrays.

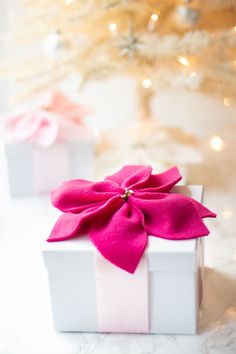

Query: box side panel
[[33, 143, 70, 193], [5, 142, 72, 196], [150, 270, 197, 334], [70, 141, 94, 180], [5, 143, 34, 196], [47, 269, 97, 332], [197, 238, 204, 308]]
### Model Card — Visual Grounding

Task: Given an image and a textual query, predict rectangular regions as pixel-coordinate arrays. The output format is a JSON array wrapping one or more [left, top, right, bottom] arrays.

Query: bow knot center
[[121, 187, 134, 201]]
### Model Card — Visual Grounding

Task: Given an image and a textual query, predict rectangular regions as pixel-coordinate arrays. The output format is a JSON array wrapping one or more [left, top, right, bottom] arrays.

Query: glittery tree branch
[[2, 0, 236, 103]]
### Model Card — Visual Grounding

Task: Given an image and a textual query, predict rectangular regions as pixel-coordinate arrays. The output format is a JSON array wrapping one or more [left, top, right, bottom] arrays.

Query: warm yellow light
[[224, 97, 231, 106], [64, 0, 74, 5], [233, 60, 236, 67], [177, 56, 189, 66], [190, 71, 196, 77], [209, 135, 223, 152], [147, 13, 159, 31], [109, 23, 118, 32], [233, 26, 236, 32], [142, 79, 152, 88], [94, 128, 100, 140], [151, 13, 159, 22], [223, 207, 233, 220]]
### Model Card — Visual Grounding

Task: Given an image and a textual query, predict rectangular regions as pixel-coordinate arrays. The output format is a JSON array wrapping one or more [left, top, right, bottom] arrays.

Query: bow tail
[[47, 212, 90, 242], [89, 203, 148, 274]]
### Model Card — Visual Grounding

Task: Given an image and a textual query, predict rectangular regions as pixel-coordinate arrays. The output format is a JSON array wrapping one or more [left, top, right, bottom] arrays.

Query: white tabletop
[[1, 1, 236, 346], [0, 146, 236, 354]]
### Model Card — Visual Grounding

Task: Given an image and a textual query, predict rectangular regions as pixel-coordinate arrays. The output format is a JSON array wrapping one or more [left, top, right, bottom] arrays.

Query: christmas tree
[[3, 0, 236, 175]]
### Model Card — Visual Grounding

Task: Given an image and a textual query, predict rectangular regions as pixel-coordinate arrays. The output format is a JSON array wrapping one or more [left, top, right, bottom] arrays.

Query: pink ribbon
[[47, 165, 216, 274], [95, 252, 149, 333], [4, 91, 92, 148]]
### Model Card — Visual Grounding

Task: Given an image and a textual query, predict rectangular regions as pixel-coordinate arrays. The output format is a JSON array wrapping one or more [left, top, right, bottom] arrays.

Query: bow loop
[[51, 180, 122, 213], [105, 165, 152, 189], [4, 92, 91, 147]]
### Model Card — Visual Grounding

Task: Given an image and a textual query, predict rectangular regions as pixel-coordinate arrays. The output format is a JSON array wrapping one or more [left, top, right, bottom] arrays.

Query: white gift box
[[42, 185, 205, 334], [5, 140, 95, 197]]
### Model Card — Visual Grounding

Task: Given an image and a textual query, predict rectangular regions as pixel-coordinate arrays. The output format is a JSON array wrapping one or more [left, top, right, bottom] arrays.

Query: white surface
[[1, 165, 236, 353], [0, 128, 235, 354], [0, 2, 236, 352], [0, 88, 236, 350]]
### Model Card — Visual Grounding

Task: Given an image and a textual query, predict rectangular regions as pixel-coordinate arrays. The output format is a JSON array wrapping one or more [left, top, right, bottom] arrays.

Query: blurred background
[[1, 0, 236, 186], [0, 1, 236, 354]]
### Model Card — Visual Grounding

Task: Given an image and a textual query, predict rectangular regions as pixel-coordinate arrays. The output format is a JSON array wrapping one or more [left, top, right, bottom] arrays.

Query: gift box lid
[[42, 185, 204, 273]]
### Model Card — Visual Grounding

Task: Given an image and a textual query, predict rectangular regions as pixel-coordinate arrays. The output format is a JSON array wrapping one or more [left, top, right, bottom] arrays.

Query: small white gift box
[[5, 140, 95, 197], [42, 186, 205, 334]]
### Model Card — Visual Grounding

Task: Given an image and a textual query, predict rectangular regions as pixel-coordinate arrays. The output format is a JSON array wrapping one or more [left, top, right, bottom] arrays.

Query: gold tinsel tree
[[2, 0, 236, 174]]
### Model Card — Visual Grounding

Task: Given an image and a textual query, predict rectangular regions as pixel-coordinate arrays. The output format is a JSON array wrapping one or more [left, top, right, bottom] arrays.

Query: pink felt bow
[[5, 92, 92, 147], [48, 165, 216, 273]]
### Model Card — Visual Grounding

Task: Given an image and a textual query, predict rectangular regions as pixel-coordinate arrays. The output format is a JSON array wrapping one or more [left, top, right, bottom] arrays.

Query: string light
[[43, 31, 63, 57], [94, 128, 101, 142], [209, 135, 223, 152], [5, 0, 236, 103], [147, 13, 159, 31], [151, 13, 159, 21], [109, 23, 117, 31], [222, 207, 233, 220], [64, 0, 75, 5], [224, 97, 231, 106], [142, 79, 152, 88], [177, 56, 189, 66], [109, 23, 118, 37]]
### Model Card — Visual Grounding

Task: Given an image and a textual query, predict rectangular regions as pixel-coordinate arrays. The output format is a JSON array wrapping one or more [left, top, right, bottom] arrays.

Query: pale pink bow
[[5, 91, 92, 147]]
